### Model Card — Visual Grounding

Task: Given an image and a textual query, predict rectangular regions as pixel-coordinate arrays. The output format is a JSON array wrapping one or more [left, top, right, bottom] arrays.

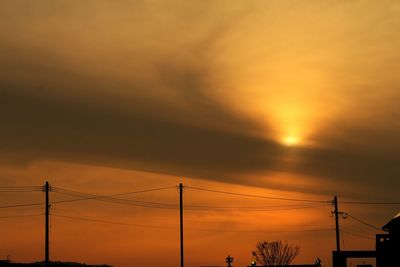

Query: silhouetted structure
[[225, 256, 233, 267], [179, 183, 184, 267], [44, 181, 50, 267], [0, 260, 111, 267], [376, 212, 400, 267], [248, 264, 320, 267], [332, 213, 400, 267], [333, 196, 341, 252], [247, 258, 321, 267]]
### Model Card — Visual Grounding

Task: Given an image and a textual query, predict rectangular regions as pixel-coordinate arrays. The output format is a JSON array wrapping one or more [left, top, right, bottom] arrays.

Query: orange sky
[[0, 161, 392, 267], [1, 1, 400, 267]]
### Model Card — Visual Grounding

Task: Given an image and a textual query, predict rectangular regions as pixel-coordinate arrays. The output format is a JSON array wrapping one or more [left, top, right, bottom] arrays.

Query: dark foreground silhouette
[[0, 260, 111, 267], [332, 212, 400, 267]]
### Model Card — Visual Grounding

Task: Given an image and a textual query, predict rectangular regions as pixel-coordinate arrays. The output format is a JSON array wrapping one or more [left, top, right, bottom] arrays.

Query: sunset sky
[[1, 1, 400, 267]]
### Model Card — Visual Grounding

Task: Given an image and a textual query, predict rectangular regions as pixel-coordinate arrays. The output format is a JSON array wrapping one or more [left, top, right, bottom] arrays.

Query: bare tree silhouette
[[252, 241, 299, 266]]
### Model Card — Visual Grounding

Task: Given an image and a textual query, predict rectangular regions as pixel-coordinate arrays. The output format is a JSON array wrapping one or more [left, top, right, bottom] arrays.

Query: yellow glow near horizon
[[282, 135, 300, 146]]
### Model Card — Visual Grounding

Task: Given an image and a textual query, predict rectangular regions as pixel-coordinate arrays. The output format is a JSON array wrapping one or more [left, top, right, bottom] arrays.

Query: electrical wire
[[341, 225, 375, 236], [2, 184, 400, 205], [186, 186, 331, 203], [53, 213, 334, 233], [51, 190, 178, 210], [0, 202, 44, 209], [0, 190, 42, 193], [185, 203, 331, 212], [341, 228, 375, 240], [52, 187, 331, 211], [53, 197, 178, 209], [346, 213, 382, 231], [185, 227, 334, 233], [0, 185, 42, 190], [0, 186, 43, 193], [52, 187, 178, 208], [0, 213, 43, 219], [183, 202, 326, 209], [52, 214, 176, 229], [5, 183, 391, 215], [341, 200, 400, 205], [52, 185, 175, 196]]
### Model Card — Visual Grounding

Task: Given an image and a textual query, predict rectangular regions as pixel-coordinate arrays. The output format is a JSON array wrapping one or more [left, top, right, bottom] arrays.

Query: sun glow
[[282, 136, 300, 146]]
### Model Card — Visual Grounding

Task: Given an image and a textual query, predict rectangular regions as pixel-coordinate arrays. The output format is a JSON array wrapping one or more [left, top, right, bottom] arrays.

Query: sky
[[1, 1, 400, 267]]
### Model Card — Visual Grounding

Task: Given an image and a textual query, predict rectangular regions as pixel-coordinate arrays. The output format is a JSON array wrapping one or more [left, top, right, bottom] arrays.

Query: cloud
[[0, 81, 281, 177], [3, 76, 400, 199], [0, 31, 281, 183], [1, 0, 400, 199]]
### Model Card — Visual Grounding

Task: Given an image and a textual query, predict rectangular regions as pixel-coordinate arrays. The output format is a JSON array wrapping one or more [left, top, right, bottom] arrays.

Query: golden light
[[282, 135, 300, 146]]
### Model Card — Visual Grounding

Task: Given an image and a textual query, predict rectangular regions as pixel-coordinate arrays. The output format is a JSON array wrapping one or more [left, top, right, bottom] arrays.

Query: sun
[[282, 136, 300, 146]]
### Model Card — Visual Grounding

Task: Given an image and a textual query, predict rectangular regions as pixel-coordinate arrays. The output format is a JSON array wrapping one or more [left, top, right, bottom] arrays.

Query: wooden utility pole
[[334, 195, 340, 251], [179, 183, 184, 267], [45, 181, 50, 267]]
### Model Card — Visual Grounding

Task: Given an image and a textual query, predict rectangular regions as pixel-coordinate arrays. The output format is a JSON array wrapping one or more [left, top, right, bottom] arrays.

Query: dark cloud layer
[[0, 83, 278, 177], [1, 0, 400, 199], [2, 82, 400, 198]]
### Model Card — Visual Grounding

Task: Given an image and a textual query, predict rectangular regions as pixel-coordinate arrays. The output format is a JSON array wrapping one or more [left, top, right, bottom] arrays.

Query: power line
[[0, 186, 43, 193], [0, 202, 44, 209], [53, 213, 333, 233], [0, 190, 42, 193], [52, 187, 178, 208], [53, 186, 177, 204], [0, 186, 42, 189], [52, 185, 175, 196], [51, 192, 178, 210], [53, 197, 178, 209], [341, 225, 375, 236], [346, 213, 382, 231], [52, 187, 331, 211], [341, 200, 400, 205], [48, 186, 183, 210], [186, 186, 331, 203], [185, 227, 334, 233], [52, 213, 176, 229], [0, 185, 331, 211], [185, 203, 331, 212], [342, 228, 375, 241], [2, 184, 400, 205], [184, 202, 327, 209], [0, 214, 43, 219]]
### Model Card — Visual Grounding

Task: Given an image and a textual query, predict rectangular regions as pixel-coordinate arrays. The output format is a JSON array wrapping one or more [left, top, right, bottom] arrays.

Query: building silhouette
[[376, 212, 400, 267], [333, 213, 400, 267]]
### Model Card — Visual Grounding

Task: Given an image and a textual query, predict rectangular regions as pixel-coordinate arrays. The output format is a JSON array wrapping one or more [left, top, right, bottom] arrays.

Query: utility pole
[[226, 255, 234, 267], [333, 195, 340, 252], [179, 183, 184, 267], [45, 181, 50, 267]]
